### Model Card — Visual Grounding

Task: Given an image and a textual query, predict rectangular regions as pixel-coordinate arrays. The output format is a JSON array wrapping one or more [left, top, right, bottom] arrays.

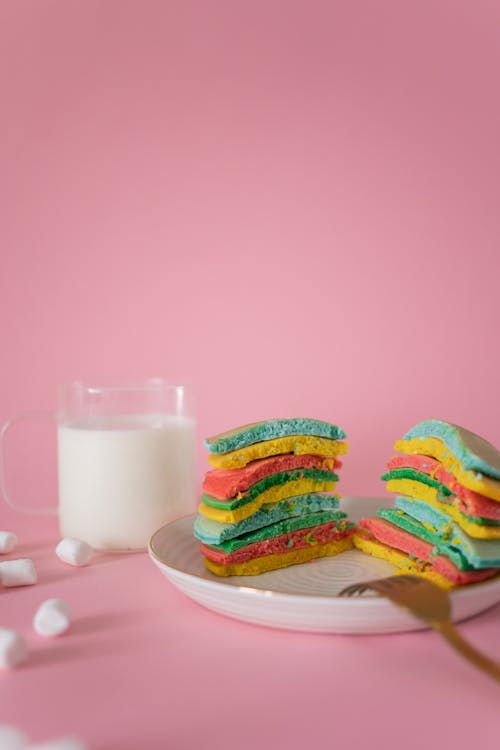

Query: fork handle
[[433, 620, 500, 683]]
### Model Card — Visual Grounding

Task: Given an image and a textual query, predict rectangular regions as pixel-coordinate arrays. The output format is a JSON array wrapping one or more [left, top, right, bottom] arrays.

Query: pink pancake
[[200, 522, 353, 564], [203, 454, 342, 500], [387, 454, 500, 521], [359, 517, 497, 585]]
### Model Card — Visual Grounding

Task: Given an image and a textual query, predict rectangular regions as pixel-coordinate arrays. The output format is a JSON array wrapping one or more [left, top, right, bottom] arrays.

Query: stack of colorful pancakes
[[354, 420, 500, 589], [193, 418, 354, 576]]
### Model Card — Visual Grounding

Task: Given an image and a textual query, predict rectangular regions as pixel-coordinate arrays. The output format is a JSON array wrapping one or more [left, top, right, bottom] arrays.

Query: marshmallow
[[33, 599, 71, 637], [0, 531, 18, 554], [55, 539, 93, 567], [0, 628, 28, 669], [28, 739, 89, 750], [0, 559, 37, 587], [0, 725, 28, 749]]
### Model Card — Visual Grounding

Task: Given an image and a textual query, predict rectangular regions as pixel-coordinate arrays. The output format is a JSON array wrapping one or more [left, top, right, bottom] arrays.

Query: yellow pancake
[[395, 437, 500, 502], [204, 536, 353, 576], [207, 436, 348, 469], [386, 478, 500, 539], [352, 530, 453, 590], [198, 477, 338, 523]]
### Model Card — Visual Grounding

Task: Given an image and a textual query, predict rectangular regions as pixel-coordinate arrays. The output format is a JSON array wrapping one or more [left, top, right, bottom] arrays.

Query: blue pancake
[[388, 495, 500, 569], [193, 493, 341, 544], [204, 418, 346, 455], [402, 420, 500, 480]]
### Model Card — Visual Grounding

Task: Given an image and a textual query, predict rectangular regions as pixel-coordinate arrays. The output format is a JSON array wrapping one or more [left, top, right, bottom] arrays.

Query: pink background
[[1, 2, 500, 749], [2, 0, 499, 498]]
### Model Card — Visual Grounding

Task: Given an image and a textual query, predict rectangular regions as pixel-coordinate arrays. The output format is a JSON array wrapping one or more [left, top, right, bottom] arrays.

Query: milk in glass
[[57, 414, 196, 549]]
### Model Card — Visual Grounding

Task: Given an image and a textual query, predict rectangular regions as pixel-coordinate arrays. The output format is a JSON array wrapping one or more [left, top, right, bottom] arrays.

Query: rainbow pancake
[[194, 493, 343, 545], [385, 496, 500, 568], [353, 525, 495, 589], [381, 470, 500, 539], [195, 418, 353, 575], [202, 514, 354, 577], [386, 455, 500, 522], [205, 418, 346, 454], [199, 466, 339, 523], [395, 419, 500, 501], [203, 454, 341, 499], [204, 418, 348, 469], [355, 420, 500, 588]]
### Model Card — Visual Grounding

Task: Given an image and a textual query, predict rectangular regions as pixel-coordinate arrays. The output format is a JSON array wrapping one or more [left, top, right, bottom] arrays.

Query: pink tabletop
[[1, 503, 500, 750]]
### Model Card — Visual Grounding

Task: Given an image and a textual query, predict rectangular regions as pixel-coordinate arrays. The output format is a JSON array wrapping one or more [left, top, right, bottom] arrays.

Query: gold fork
[[339, 575, 500, 683]]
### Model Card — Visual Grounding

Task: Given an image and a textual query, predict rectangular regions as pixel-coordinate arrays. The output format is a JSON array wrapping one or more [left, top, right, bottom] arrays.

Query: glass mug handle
[[0, 411, 58, 515]]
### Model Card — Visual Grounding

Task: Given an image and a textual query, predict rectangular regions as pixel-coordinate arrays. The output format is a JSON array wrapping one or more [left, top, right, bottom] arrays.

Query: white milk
[[57, 414, 196, 550]]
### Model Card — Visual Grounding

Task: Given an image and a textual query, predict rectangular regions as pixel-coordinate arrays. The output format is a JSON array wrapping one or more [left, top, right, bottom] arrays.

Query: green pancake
[[206, 510, 352, 553], [385, 496, 500, 569], [377, 508, 472, 570], [201, 468, 339, 510], [381, 467, 454, 499], [383, 467, 500, 526], [193, 493, 340, 544]]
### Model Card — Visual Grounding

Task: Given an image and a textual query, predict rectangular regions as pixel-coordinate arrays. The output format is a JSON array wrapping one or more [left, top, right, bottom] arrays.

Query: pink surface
[[2, 1, 500, 498], [2, 504, 500, 750], [1, 2, 500, 748]]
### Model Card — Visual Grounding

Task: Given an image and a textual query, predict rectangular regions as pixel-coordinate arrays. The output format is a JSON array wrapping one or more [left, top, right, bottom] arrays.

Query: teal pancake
[[402, 420, 500, 480], [193, 493, 340, 545], [204, 418, 346, 454]]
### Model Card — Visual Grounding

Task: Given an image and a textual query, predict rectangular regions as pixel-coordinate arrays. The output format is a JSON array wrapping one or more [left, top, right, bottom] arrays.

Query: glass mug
[[0, 379, 196, 550]]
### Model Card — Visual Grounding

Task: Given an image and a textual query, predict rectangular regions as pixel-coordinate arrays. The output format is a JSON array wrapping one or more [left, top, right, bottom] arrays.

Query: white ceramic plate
[[148, 497, 500, 634]]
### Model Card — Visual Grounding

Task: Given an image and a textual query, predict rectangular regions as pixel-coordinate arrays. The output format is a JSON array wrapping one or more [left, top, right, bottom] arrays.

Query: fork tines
[[338, 583, 369, 597], [338, 575, 422, 598]]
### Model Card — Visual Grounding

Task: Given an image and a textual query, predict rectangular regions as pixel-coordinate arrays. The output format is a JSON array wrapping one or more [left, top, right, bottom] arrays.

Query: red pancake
[[359, 517, 496, 585], [203, 454, 341, 500], [387, 454, 500, 521], [200, 521, 353, 564]]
